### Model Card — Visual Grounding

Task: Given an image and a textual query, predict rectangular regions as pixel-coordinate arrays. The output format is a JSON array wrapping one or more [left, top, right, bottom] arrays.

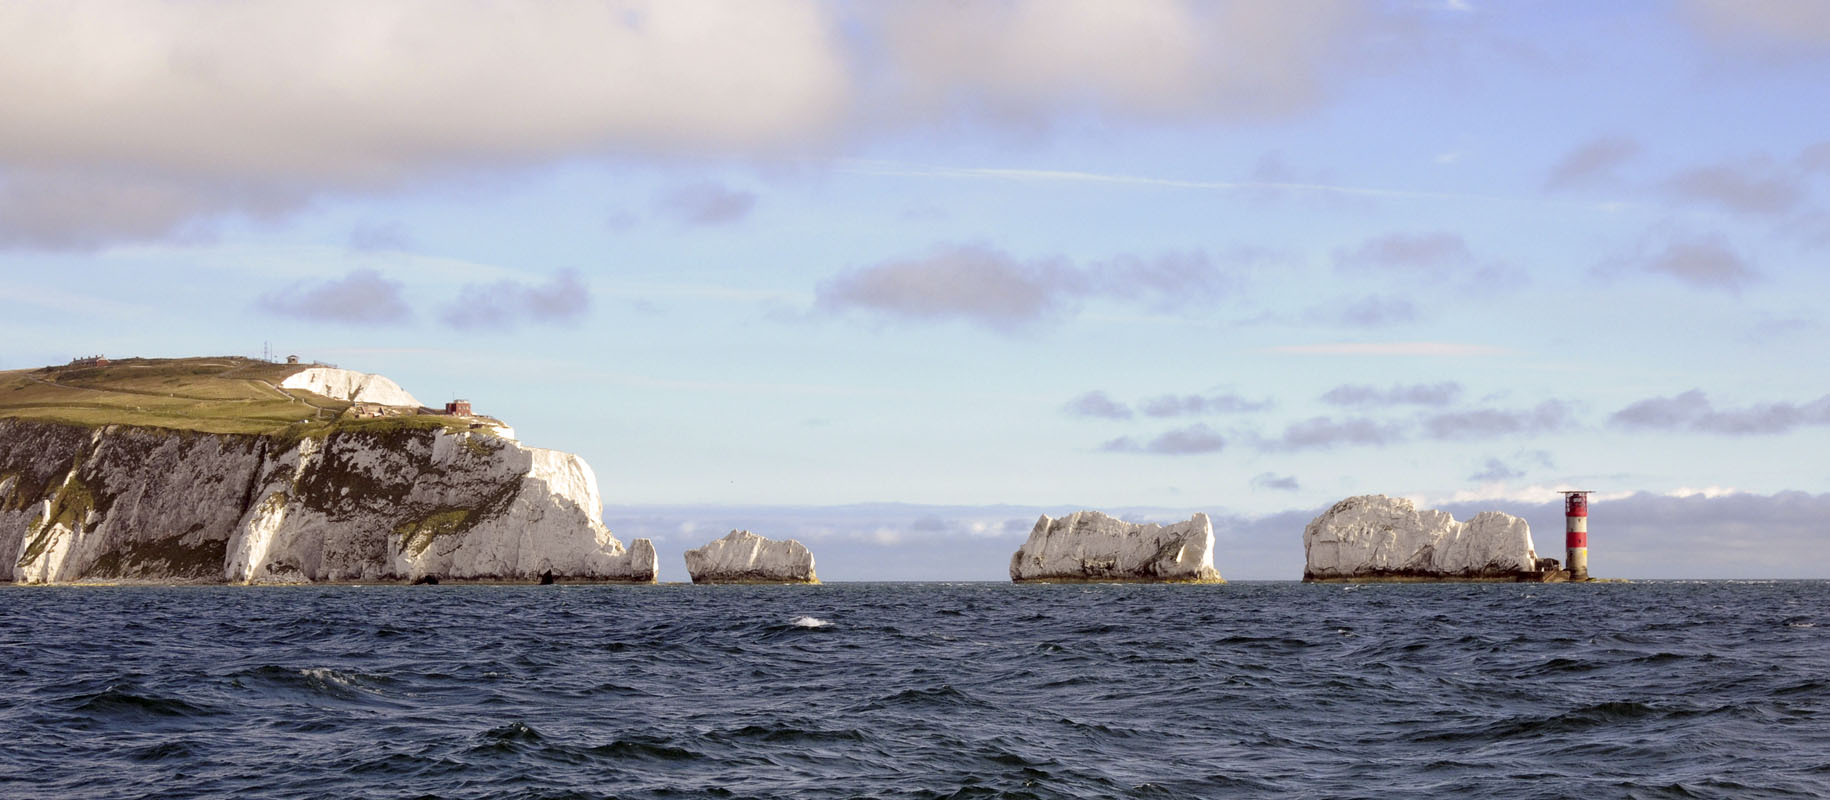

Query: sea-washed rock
[[1302, 494, 1537, 581], [1009, 511, 1222, 583], [684, 530, 818, 584]]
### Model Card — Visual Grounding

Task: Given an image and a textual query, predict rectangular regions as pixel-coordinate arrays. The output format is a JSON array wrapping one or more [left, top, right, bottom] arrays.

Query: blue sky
[[2, 1, 1827, 579]]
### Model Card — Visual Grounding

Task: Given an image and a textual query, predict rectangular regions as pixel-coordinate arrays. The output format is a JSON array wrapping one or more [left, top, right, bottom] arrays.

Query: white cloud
[[0, 0, 849, 247], [0, 0, 1387, 249], [873, 0, 1366, 123], [1430, 484, 1636, 506], [0, 1, 848, 179]]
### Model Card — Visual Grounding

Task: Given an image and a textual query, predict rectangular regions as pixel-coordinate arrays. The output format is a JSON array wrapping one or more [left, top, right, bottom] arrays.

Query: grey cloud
[[1746, 313, 1821, 344], [1140, 393, 1271, 417], [1063, 391, 1133, 420], [1642, 235, 1758, 291], [1609, 390, 1830, 435], [1545, 137, 1642, 190], [910, 516, 948, 532], [1322, 382, 1462, 407], [1089, 251, 1232, 309], [1682, 1, 1830, 51], [1259, 416, 1404, 451], [654, 182, 758, 226], [1101, 424, 1226, 455], [1423, 400, 1574, 440], [605, 210, 639, 232], [1320, 295, 1419, 327], [440, 270, 590, 331], [1803, 141, 1830, 173], [0, 171, 301, 250], [816, 244, 1079, 330], [1781, 211, 1830, 248], [258, 269, 412, 325], [1252, 472, 1301, 491], [1252, 152, 1297, 183], [1335, 232, 1473, 273], [1518, 449, 1558, 470], [1331, 232, 1522, 291], [816, 243, 1237, 331], [1468, 458, 1523, 482], [1611, 390, 1710, 430], [347, 221, 411, 252], [1663, 158, 1803, 217]]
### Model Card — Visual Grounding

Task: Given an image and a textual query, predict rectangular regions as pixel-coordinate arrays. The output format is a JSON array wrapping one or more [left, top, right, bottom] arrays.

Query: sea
[[2, 581, 1826, 799]]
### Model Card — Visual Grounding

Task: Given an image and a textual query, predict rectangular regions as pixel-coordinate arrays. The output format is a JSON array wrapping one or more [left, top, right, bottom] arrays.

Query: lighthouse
[[1563, 491, 1592, 581]]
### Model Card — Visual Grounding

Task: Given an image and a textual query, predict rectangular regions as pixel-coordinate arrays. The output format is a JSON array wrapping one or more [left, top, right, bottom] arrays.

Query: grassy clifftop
[[0, 356, 470, 438]]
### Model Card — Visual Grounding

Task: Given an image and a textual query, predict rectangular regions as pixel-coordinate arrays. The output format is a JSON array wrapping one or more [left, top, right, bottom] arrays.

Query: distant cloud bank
[[605, 490, 1830, 580]]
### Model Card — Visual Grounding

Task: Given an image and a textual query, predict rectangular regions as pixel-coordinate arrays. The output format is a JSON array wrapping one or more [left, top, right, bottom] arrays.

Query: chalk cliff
[[1302, 494, 1539, 581], [280, 368, 422, 408], [0, 419, 656, 585], [1009, 511, 1223, 583], [683, 530, 818, 584]]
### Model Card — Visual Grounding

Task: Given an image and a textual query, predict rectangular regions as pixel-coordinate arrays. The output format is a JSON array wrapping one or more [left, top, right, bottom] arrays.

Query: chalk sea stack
[[0, 357, 656, 584], [1009, 511, 1223, 583], [684, 530, 819, 584], [1302, 494, 1559, 582]]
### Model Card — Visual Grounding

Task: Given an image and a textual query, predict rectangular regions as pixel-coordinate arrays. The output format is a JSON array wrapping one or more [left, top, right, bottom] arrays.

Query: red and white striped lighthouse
[[1563, 491, 1591, 581]]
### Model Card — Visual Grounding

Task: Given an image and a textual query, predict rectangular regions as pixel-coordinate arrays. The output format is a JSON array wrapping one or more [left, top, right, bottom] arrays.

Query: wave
[[68, 685, 217, 720]]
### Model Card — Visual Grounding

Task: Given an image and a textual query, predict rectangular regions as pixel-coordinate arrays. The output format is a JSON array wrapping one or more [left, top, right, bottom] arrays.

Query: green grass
[[0, 356, 476, 440], [395, 509, 474, 556], [17, 475, 94, 567]]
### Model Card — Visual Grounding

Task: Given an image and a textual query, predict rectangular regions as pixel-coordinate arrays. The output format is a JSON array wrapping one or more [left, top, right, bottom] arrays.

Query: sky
[[2, 0, 1827, 580]]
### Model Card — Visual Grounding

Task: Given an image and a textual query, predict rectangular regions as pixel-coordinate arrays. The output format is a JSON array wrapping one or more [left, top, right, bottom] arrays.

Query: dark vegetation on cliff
[[0, 356, 473, 439]]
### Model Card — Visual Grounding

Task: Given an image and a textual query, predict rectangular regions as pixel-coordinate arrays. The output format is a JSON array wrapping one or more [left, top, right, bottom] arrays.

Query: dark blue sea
[[2, 582, 1827, 799]]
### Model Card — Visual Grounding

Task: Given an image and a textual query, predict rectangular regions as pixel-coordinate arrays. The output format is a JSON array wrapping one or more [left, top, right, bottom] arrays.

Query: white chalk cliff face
[[683, 530, 818, 584], [0, 419, 656, 585], [1009, 511, 1222, 583], [281, 368, 422, 408], [1303, 494, 1537, 580]]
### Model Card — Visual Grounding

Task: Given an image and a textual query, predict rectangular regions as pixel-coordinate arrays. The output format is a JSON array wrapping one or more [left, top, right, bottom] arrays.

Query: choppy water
[[2, 582, 1827, 799]]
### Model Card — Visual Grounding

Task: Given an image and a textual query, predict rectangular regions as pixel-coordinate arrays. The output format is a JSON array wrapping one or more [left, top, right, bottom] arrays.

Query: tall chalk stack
[[1563, 491, 1592, 581]]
